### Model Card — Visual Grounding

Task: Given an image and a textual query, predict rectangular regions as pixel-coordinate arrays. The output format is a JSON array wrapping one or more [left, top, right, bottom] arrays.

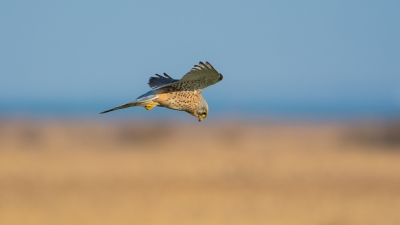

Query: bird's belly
[[156, 95, 180, 110], [156, 93, 178, 109], [156, 92, 198, 111]]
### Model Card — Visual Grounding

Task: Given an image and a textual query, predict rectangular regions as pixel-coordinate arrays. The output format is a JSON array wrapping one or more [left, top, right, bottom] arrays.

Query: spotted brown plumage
[[100, 61, 223, 121]]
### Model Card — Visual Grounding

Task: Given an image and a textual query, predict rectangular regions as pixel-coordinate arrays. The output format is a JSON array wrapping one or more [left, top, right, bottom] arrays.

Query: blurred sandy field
[[0, 120, 399, 225]]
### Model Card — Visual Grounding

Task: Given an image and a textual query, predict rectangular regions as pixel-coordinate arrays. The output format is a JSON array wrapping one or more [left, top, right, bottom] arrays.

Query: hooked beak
[[198, 114, 206, 122]]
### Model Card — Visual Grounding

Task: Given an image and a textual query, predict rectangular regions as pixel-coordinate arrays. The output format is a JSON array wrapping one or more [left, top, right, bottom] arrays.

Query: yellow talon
[[145, 104, 155, 110]]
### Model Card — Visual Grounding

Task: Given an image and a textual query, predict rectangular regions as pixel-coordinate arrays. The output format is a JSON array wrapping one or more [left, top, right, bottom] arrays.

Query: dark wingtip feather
[[163, 73, 172, 78], [148, 73, 178, 89], [218, 73, 223, 81]]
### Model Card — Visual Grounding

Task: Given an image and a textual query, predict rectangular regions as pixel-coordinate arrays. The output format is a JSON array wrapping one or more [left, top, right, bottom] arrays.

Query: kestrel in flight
[[100, 61, 223, 121]]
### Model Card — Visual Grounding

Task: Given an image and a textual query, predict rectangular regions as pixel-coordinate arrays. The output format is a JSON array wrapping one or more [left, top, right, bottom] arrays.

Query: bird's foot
[[145, 104, 156, 110]]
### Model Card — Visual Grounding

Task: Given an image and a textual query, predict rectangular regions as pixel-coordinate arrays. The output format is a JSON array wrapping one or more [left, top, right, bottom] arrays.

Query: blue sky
[[1, 1, 399, 118]]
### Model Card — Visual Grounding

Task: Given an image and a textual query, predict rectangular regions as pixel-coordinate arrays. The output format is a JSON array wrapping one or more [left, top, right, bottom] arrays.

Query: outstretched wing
[[150, 61, 223, 92], [174, 61, 223, 91], [148, 73, 179, 89]]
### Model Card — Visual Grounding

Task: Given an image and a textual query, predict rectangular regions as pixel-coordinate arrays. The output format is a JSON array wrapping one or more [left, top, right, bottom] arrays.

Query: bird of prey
[[100, 61, 223, 121]]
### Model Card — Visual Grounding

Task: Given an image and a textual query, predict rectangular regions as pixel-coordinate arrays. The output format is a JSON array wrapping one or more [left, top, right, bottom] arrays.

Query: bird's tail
[[99, 101, 140, 114], [100, 90, 159, 114]]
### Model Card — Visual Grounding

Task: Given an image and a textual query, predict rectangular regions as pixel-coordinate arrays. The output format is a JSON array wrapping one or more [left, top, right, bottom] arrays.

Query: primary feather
[[148, 73, 179, 89]]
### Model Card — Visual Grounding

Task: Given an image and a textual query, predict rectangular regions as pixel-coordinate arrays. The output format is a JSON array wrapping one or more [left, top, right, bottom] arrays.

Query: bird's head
[[195, 98, 208, 122]]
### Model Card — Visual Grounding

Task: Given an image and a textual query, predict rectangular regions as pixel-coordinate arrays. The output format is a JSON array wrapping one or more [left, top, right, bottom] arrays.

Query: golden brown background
[[1, 120, 399, 225]]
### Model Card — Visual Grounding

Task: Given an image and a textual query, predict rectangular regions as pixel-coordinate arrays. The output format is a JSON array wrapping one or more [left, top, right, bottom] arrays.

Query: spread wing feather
[[149, 61, 223, 91], [176, 61, 223, 91], [148, 73, 179, 89]]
